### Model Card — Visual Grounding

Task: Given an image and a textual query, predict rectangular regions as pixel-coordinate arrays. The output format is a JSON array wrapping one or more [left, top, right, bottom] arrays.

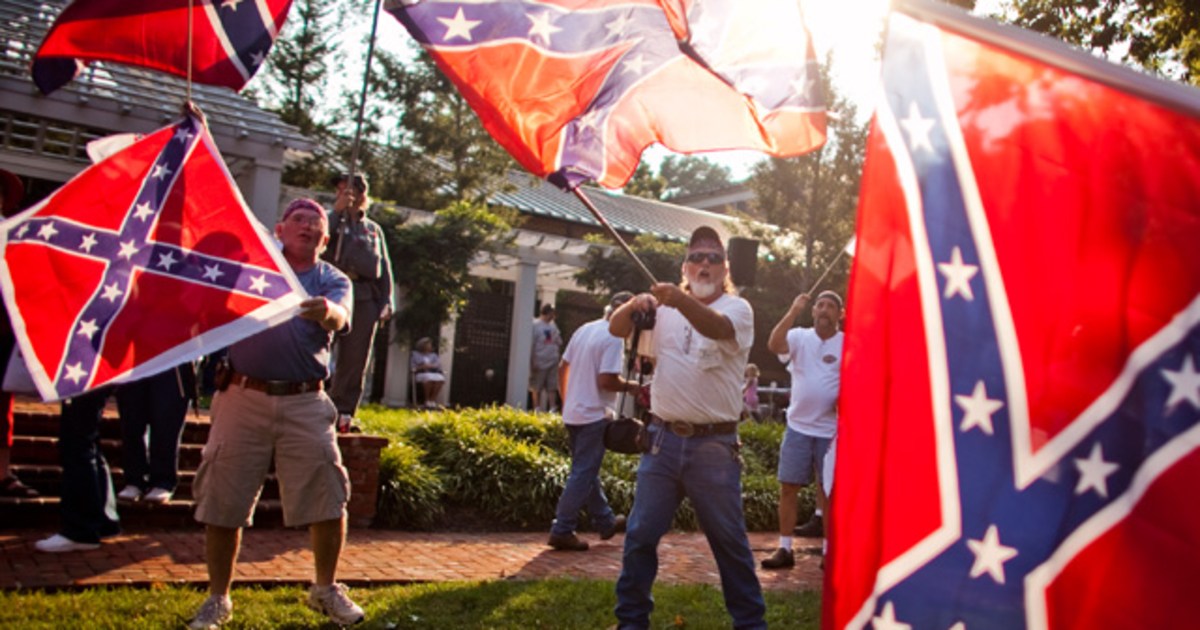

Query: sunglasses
[[686, 252, 725, 265]]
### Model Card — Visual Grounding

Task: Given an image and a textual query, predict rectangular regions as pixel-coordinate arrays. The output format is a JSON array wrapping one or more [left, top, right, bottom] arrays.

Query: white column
[[381, 285, 410, 407], [435, 315, 457, 405], [506, 258, 539, 408]]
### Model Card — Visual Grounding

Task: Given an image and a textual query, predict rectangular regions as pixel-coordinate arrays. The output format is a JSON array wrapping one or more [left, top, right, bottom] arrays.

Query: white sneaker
[[307, 583, 364, 625], [143, 487, 173, 504], [188, 594, 232, 629], [34, 533, 100, 553], [116, 485, 142, 501]]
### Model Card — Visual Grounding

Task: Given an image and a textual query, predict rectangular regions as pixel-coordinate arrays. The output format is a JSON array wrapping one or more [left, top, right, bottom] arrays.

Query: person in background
[[529, 303, 563, 412], [323, 173, 394, 432], [115, 364, 196, 504], [410, 337, 445, 409], [547, 291, 637, 551], [742, 363, 760, 421], [0, 168, 36, 498]]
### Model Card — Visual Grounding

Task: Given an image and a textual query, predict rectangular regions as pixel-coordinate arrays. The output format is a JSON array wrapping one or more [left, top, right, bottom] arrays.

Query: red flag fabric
[[829, 5, 1200, 630], [0, 114, 307, 401], [386, 0, 826, 190], [32, 0, 293, 94]]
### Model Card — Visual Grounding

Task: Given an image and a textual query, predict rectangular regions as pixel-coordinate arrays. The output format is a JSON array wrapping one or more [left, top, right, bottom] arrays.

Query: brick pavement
[[0, 529, 823, 592]]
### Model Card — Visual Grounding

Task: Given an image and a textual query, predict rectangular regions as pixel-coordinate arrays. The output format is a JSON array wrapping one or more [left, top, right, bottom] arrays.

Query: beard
[[689, 277, 719, 299]]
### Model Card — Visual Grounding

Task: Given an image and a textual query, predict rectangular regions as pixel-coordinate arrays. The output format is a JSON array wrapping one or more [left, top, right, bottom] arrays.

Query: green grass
[[0, 581, 820, 629]]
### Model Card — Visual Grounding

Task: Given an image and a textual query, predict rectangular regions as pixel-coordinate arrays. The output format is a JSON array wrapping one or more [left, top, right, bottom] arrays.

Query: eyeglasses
[[686, 252, 725, 265]]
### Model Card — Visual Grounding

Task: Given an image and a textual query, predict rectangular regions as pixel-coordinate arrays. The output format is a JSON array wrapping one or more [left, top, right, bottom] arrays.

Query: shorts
[[529, 365, 559, 392], [777, 427, 832, 486], [193, 384, 350, 529]]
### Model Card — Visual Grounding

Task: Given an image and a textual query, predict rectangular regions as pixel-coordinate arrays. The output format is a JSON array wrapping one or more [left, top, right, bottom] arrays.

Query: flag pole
[[572, 188, 658, 286], [185, 0, 194, 104], [335, 0, 384, 266]]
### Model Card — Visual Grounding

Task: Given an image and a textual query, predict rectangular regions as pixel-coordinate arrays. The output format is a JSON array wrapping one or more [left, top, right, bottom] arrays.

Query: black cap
[[688, 226, 724, 251], [330, 172, 368, 193], [609, 291, 634, 308]]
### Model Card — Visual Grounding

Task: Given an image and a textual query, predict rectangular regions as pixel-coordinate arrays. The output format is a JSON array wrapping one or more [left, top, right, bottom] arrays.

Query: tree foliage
[[1004, 0, 1200, 85], [620, 162, 667, 200], [659, 155, 734, 200], [380, 202, 515, 344], [573, 235, 686, 296]]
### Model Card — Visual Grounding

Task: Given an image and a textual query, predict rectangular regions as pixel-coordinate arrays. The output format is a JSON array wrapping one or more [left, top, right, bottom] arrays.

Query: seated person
[[410, 337, 445, 408]]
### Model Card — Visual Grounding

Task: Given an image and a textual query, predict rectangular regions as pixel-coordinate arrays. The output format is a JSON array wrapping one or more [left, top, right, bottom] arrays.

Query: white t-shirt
[[532, 318, 563, 369], [782, 327, 842, 437], [561, 318, 625, 425], [650, 293, 754, 423]]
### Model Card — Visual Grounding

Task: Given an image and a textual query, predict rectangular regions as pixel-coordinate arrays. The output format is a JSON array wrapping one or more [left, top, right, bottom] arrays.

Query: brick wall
[[337, 434, 389, 528]]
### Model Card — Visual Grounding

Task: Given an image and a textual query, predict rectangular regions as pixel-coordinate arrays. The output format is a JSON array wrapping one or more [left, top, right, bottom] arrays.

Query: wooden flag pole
[[335, 0, 384, 266], [572, 188, 658, 286]]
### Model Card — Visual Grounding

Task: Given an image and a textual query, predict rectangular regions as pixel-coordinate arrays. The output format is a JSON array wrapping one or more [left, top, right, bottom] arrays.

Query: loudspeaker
[[727, 237, 758, 288]]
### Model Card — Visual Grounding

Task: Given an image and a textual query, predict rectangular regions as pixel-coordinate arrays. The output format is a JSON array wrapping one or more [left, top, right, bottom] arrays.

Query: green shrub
[[376, 441, 445, 529]]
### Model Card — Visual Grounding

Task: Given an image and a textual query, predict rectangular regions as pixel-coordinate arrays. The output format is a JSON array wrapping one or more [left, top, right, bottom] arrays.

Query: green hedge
[[357, 406, 813, 532]]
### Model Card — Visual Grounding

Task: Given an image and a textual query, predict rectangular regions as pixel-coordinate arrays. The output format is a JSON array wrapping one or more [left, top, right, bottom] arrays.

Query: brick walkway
[[0, 529, 823, 592]]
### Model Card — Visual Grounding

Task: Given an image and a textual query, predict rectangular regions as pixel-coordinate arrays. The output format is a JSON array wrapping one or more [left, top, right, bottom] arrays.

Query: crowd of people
[[5, 160, 841, 629]]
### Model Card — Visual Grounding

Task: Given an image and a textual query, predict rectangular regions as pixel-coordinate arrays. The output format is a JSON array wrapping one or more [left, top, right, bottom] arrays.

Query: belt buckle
[[669, 421, 695, 437], [265, 381, 291, 396]]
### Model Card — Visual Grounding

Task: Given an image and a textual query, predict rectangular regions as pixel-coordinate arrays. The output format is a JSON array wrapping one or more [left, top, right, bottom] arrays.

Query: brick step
[[11, 436, 207, 471], [13, 410, 212, 444], [8, 464, 282, 502], [0, 496, 284, 530]]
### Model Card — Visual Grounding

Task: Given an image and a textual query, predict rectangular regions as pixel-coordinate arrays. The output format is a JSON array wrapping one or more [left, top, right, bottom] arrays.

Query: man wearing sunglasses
[[609, 226, 765, 630]]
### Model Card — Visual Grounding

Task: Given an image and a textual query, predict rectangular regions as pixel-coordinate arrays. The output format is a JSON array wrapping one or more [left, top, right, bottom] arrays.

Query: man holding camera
[[609, 226, 765, 630], [547, 291, 637, 551], [323, 173, 394, 430]]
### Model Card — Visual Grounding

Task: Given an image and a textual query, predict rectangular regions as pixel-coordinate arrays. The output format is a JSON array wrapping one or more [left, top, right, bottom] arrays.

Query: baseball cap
[[281, 197, 326, 222], [330, 172, 369, 193], [816, 290, 844, 309], [688, 226, 724, 251], [609, 291, 634, 308]]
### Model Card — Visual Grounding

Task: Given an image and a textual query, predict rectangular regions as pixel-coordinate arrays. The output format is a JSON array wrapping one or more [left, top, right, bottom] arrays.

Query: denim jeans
[[551, 420, 617, 536], [58, 388, 120, 543], [615, 427, 766, 630], [116, 368, 191, 492]]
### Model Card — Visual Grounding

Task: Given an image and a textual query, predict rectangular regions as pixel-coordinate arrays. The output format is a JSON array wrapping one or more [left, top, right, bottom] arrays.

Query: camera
[[631, 307, 656, 331]]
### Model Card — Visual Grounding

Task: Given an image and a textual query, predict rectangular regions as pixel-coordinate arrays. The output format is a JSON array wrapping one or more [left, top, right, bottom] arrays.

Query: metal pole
[[335, 0, 384, 265], [572, 188, 658, 286]]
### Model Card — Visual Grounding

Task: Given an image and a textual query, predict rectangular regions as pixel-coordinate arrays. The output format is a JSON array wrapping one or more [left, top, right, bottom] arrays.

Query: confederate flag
[[0, 113, 306, 401], [386, 0, 826, 190], [829, 1, 1200, 629], [32, 0, 293, 95]]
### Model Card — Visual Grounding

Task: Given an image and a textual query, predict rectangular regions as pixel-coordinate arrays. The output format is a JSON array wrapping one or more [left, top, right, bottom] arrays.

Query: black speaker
[[727, 237, 758, 287]]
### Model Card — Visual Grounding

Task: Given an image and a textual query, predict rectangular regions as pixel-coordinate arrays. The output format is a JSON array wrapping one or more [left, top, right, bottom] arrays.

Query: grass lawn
[[0, 579, 821, 629]]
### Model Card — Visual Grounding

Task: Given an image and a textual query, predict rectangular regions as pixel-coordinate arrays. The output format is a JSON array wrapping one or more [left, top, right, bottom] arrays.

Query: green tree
[[380, 202, 515, 344], [620, 162, 667, 200], [659, 155, 734, 200], [574, 235, 686, 296], [1004, 0, 1200, 85]]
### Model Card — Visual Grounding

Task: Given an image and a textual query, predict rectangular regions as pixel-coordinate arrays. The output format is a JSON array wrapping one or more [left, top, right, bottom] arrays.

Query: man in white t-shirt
[[530, 304, 564, 411], [609, 226, 766, 630], [761, 290, 843, 570], [547, 291, 638, 551]]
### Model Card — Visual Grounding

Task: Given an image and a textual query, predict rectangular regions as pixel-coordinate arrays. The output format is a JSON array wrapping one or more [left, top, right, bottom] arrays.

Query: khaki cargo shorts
[[193, 385, 350, 528]]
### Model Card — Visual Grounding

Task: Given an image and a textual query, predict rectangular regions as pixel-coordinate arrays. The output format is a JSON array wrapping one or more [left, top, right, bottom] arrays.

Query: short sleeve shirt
[[783, 327, 842, 437], [560, 318, 625, 425], [531, 319, 563, 369]]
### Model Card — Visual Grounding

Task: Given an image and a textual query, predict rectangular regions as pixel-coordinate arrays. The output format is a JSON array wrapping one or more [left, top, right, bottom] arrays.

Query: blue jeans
[[58, 388, 120, 543], [615, 427, 766, 630], [551, 420, 617, 536], [116, 367, 192, 492]]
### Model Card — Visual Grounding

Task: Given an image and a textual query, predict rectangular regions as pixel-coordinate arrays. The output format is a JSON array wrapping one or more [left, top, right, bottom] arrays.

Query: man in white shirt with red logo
[[547, 291, 638, 551], [761, 290, 843, 569]]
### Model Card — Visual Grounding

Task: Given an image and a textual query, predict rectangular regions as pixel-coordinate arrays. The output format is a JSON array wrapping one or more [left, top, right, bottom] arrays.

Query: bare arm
[[651, 283, 734, 340], [559, 360, 570, 401], [597, 372, 637, 394], [609, 292, 655, 338], [768, 293, 811, 355]]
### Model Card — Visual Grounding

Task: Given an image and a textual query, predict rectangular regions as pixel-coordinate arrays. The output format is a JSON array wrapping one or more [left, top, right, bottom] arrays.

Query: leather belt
[[230, 370, 323, 396], [650, 414, 738, 437]]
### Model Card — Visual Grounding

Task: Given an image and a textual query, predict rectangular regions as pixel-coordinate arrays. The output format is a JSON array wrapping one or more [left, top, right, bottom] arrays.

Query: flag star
[[576, 109, 602, 134], [133, 202, 155, 221], [527, 11, 561, 44], [37, 222, 59, 241], [221, 0, 243, 10], [157, 251, 178, 271], [248, 274, 269, 294], [15, 223, 29, 238], [64, 362, 87, 385], [76, 319, 99, 340], [1074, 442, 1119, 498], [202, 263, 225, 282], [937, 246, 979, 301], [172, 127, 194, 144], [151, 163, 172, 180], [438, 7, 481, 42], [900, 101, 936, 153], [790, 75, 818, 99], [605, 12, 633, 39], [249, 50, 265, 68], [966, 524, 1018, 584], [79, 233, 98, 253], [955, 380, 1003, 435], [1162, 354, 1200, 412], [872, 601, 912, 630], [622, 53, 648, 75], [117, 240, 138, 260], [948, 623, 967, 630], [100, 281, 124, 302]]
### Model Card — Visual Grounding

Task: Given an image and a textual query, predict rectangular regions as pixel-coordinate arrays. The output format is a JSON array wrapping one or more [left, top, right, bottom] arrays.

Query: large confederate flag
[[829, 2, 1200, 629], [32, 0, 293, 94], [0, 114, 306, 401], [386, 0, 826, 189]]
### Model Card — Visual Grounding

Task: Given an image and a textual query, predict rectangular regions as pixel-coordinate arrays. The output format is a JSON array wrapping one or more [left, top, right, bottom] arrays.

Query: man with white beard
[[608, 226, 765, 630]]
